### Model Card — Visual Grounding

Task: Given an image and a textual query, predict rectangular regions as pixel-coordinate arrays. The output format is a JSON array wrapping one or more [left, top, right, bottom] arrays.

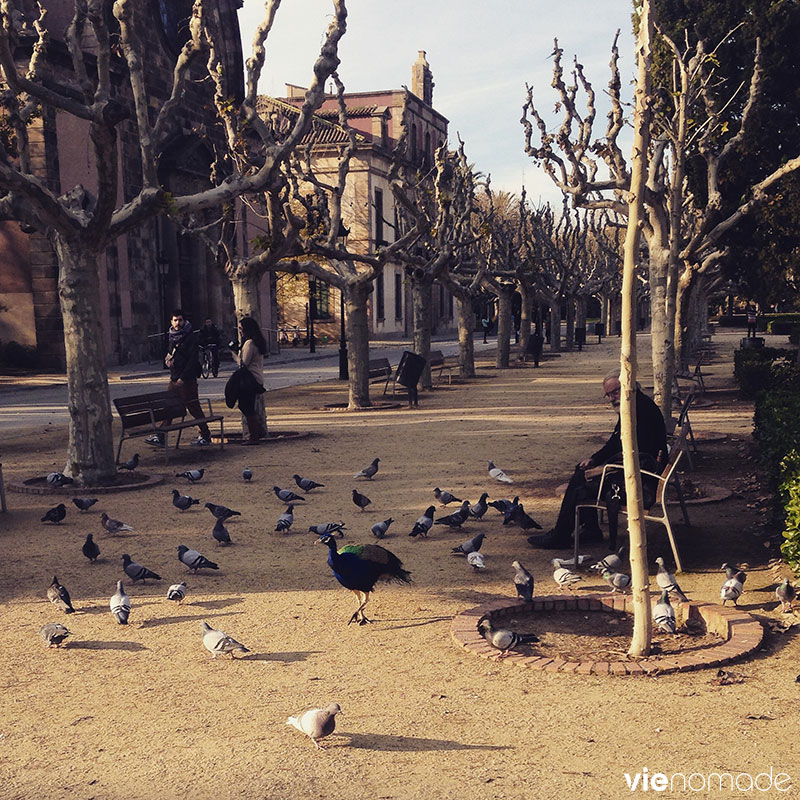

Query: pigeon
[[40, 622, 70, 648], [47, 575, 75, 613], [502, 497, 521, 525], [101, 512, 133, 534], [436, 501, 471, 528], [467, 551, 486, 570], [512, 560, 534, 603], [119, 453, 139, 471], [654, 557, 688, 602], [294, 474, 325, 492], [242, 467, 253, 482], [409, 505, 435, 538], [41, 503, 67, 524], [433, 488, 461, 506], [720, 570, 746, 606], [286, 703, 341, 750], [488, 461, 513, 484], [212, 518, 232, 545], [122, 554, 161, 582], [602, 568, 631, 593], [200, 620, 249, 659], [352, 488, 371, 512], [167, 581, 188, 604], [353, 457, 380, 480], [172, 489, 200, 511], [477, 616, 538, 658], [205, 502, 241, 520], [510, 502, 543, 530], [469, 493, 490, 520], [451, 532, 486, 555], [176, 469, 204, 483], [653, 589, 676, 633], [177, 545, 219, 573], [309, 522, 347, 537], [110, 580, 131, 624], [275, 505, 295, 533], [72, 497, 98, 512], [553, 561, 582, 590], [371, 518, 394, 539], [273, 486, 305, 503], [776, 578, 797, 612], [591, 548, 626, 573], [82, 533, 100, 563], [46, 471, 73, 487], [489, 496, 519, 515]]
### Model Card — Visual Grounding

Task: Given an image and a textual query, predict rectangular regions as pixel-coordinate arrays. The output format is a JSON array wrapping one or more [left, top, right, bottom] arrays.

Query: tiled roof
[[256, 96, 369, 146]]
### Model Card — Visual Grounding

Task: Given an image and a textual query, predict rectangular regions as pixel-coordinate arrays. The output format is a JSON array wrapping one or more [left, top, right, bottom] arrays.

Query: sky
[[237, 1, 636, 207]]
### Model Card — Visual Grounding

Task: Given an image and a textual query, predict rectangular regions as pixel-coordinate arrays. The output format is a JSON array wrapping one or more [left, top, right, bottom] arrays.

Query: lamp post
[[337, 222, 350, 380], [307, 279, 316, 354], [156, 252, 170, 358]]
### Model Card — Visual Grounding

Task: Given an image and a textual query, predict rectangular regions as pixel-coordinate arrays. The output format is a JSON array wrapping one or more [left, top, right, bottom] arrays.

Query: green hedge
[[765, 313, 800, 334], [779, 450, 800, 573], [733, 347, 799, 399]]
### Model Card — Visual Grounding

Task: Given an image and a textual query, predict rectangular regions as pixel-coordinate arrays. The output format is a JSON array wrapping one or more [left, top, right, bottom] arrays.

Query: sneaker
[[527, 529, 572, 549], [144, 434, 164, 447], [191, 436, 212, 446]]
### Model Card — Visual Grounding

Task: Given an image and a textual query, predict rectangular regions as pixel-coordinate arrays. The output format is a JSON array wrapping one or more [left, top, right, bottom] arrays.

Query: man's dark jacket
[[168, 331, 202, 382]]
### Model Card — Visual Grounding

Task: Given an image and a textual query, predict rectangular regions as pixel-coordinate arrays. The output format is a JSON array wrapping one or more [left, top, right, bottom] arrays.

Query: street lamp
[[307, 279, 316, 354], [156, 252, 170, 358], [337, 222, 350, 380]]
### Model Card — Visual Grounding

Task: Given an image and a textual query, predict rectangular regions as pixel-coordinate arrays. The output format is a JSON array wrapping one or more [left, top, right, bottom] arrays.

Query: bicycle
[[199, 344, 219, 379]]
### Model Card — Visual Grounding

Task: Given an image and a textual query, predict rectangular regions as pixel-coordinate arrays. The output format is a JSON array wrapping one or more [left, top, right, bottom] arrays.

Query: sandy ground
[[1, 331, 798, 800]]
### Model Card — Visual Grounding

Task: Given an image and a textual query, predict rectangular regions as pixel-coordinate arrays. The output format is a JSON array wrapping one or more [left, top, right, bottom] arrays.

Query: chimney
[[411, 50, 434, 105]]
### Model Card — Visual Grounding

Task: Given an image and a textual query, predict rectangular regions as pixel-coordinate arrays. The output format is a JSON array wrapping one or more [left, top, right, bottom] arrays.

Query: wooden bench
[[428, 349, 453, 385], [674, 351, 707, 397], [114, 390, 224, 465], [368, 358, 393, 394]]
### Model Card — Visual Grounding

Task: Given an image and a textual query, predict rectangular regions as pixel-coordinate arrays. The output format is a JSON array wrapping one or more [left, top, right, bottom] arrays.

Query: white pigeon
[[552, 561, 583, 590], [720, 571, 746, 606], [286, 703, 341, 750], [488, 460, 513, 484], [167, 581, 188, 604], [200, 621, 250, 659], [110, 580, 131, 625], [653, 590, 676, 633], [467, 551, 486, 570], [602, 569, 631, 593]]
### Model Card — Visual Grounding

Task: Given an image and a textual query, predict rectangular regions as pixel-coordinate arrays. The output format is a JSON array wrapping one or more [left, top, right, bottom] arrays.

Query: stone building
[[0, 0, 270, 368]]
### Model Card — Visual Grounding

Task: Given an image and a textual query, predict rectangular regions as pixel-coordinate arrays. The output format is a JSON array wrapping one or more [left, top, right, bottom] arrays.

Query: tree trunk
[[455, 295, 476, 377], [549, 300, 562, 352], [53, 236, 116, 485], [565, 296, 575, 350], [495, 286, 513, 369], [623, 0, 654, 659], [518, 284, 533, 356], [648, 247, 673, 421], [412, 277, 434, 389], [345, 281, 372, 409]]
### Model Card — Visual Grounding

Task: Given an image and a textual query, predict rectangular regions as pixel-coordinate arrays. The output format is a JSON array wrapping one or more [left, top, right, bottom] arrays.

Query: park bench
[[368, 357, 393, 394], [113, 390, 224, 465], [573, 420, 692, 572], [674, 351, 707, 398], [428, 349, 454, 385]]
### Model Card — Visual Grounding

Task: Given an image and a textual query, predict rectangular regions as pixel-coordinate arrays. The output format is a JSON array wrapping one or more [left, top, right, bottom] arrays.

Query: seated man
[[528, 370, 668, 550]]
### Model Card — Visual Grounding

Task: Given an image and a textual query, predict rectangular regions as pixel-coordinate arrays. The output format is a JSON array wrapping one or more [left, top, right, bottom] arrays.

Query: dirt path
[[1, 331, 797, 799]]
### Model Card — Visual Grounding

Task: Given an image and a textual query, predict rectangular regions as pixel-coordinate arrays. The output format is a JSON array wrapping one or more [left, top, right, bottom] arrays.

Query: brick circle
[[8, 472, 164, 495], [451, 595, 763, 675]]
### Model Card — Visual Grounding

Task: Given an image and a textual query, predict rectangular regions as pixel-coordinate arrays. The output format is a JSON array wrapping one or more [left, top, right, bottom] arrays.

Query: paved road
[[0, 337, 496, 434]]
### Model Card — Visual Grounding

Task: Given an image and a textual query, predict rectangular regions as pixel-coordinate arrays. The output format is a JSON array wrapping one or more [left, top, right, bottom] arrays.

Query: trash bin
[[575, 326, 586, 351], [394, 350, 426, 406], [594, 322, 604, 341]]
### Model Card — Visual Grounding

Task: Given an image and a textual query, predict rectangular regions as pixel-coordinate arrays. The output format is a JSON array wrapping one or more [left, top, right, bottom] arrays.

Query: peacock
[[318, 533, 412, 625]]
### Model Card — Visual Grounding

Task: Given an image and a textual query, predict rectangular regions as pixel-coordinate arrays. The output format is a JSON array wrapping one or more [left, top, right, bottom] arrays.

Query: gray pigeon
[[72, 497, 98, 512], [41, 503, 66, 524], [353, 458, 380, 480], [591, 548, 626, 573], [469, 493, 490, 520], [451, 532, 486, 555], [489, 496, 519, 515], [119, 453, 139, 471], [602, 569, 631, 593], [433, 488, 461, 506], [212, 518, 232, 545], [242, 467, 253, 482], [82, 533, 100, 563], [275, 505, 295, 533], [436, 501, 471, 528], [653, 589, 676, 633], [40, 622, 70, 647], [510, 502, 543, 530], [409, 505, 435, 538], [101, 512, 134, 534], [122, 554, 161, 582], [176, 468, 204, 483], [200, 620, 249, 659], [477, 616, 538, 658], [352, 489, 371, 512], [167, 581, 188, 604], [274, 486, 305, 503], [512, 560, 534, 603], [46, 472, 74, 487], [309, 522, 347, 537], [294, 474, 325, 492], [286, 703, 341, 750], [172, 489, 200, 511], [205, 502, 241, 520], [47, 575, 75, 614], [552, 561, 582, 590], [720, 570, 746, 606], [371, 518, 394, 539], [654, 557, 688, 602], [776, 578, 797, 612], [488, 460, 513, 484], [177, 545, 219, 573], [110, 580, 130, 624]]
